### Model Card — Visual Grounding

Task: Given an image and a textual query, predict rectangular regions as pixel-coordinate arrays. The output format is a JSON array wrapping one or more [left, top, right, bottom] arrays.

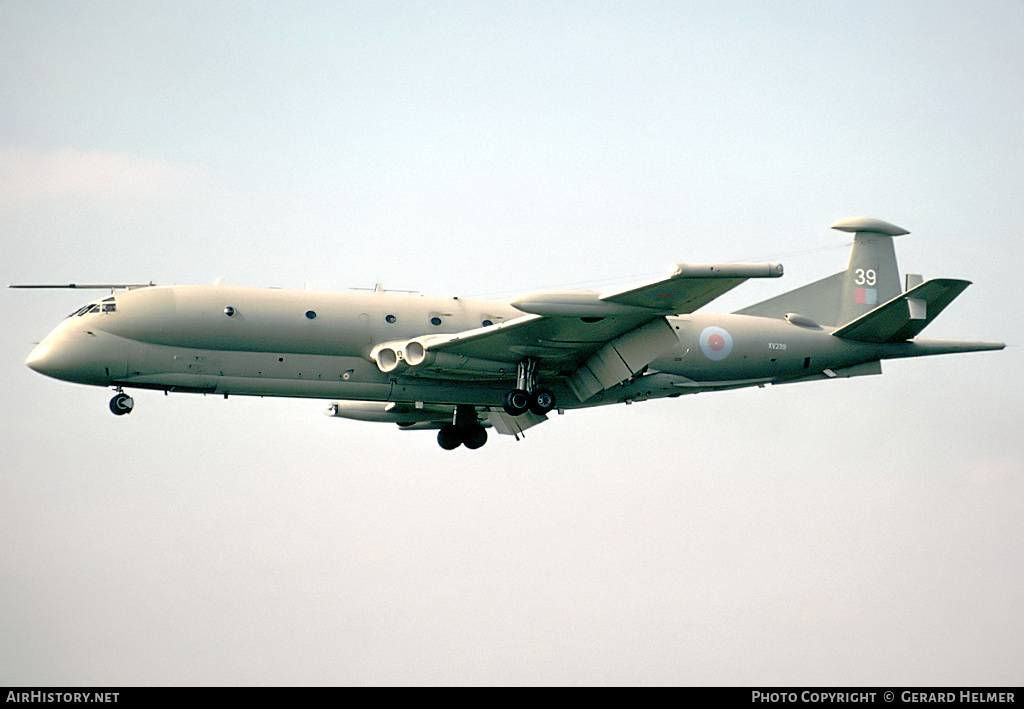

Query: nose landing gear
[[501, 359, 556, 417], [109, 389, 134, 416]]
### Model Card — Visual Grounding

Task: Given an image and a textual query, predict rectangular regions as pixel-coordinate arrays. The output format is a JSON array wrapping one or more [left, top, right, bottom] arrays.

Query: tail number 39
[[855, 268, 877, 286]]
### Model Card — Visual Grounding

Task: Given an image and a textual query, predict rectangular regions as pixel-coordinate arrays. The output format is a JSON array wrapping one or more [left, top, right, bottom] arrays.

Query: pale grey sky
[[2, 0, 1021, 685]]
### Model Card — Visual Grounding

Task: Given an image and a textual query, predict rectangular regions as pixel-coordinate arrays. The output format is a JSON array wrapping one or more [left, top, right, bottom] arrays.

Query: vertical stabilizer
[[831, 217, 908, 327], [735, 217, 910, 327]]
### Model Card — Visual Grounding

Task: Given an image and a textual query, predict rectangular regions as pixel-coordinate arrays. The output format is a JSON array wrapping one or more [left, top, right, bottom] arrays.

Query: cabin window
[[306, 310, 317, 319], [430, 317, 442, 326], [482, 319, 493, 327], [385, 314, 397, 324]]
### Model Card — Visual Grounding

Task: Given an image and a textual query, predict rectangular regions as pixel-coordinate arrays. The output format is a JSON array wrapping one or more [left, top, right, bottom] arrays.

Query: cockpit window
[[102, 302, 116, 313], [69, 303, 102, 317]]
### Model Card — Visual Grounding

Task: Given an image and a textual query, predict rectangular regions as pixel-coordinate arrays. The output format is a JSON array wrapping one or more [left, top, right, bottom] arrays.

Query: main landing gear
[[501, 359, 556, 417], [109, 389, 134, 416], [437, 404, 489, 450]]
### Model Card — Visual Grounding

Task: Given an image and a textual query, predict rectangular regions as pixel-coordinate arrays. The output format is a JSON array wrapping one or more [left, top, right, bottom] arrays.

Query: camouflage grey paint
[[19, 218, 1005, 445]]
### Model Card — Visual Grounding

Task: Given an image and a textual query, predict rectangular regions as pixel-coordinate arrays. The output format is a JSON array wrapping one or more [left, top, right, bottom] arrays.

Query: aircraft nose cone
[[25, 338, 95, 382], [26, 342, 58, 377], [25, 330, 125, 385]]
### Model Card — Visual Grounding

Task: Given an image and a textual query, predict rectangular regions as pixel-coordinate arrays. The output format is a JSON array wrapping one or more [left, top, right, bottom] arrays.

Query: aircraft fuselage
[[26, 282, 935, 411]]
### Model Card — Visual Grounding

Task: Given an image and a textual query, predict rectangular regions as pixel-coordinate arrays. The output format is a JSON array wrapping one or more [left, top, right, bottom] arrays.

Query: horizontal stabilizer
[[832, 278, 971, 343]]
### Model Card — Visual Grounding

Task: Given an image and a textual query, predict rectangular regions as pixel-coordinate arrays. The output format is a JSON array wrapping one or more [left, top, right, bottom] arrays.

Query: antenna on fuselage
[[349, 283, 419, 294], [9, 282, 155, 294]]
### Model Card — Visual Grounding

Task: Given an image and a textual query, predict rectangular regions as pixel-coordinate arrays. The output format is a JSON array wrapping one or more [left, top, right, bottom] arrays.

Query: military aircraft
[[14, 217, 1003, 449]]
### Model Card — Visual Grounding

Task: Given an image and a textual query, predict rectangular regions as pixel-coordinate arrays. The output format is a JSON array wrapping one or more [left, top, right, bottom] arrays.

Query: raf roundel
[[699, 326, 734, 361]]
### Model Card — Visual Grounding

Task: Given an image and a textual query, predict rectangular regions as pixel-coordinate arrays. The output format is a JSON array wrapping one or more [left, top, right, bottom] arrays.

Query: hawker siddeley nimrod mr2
[[14, 217, 1004, 450]]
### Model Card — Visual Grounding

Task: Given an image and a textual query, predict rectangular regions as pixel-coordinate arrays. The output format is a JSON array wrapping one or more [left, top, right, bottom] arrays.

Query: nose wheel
[[109, 390, 134, 416]]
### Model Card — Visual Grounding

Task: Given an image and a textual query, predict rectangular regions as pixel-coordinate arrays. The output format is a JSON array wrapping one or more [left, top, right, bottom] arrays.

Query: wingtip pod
[[830, 217, 910, 236], [670, 263, 783, 278]]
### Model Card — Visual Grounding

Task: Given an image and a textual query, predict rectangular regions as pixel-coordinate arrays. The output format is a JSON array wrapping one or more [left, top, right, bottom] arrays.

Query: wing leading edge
[[600, 262, 783, 312]]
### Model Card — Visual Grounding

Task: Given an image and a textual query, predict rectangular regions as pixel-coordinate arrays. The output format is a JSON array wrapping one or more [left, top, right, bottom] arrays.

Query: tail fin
[[831, 217, 907, 327], [736, 217, 908, 328]]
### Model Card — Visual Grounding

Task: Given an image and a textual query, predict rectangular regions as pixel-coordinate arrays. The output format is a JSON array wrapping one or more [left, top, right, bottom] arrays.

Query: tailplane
[[831, 277, 971, 343]]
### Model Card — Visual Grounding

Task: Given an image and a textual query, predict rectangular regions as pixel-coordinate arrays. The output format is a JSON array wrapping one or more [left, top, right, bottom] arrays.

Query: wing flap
[[485, 409, 548, 436], [568, 318, 679, 400]]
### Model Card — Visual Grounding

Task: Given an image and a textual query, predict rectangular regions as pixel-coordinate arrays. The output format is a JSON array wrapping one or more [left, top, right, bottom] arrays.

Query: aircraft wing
[[400, 262, 782, 400], [599, 262, 783, 313], [416, 312, 651, 365], [419, 262, 782, 364]]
